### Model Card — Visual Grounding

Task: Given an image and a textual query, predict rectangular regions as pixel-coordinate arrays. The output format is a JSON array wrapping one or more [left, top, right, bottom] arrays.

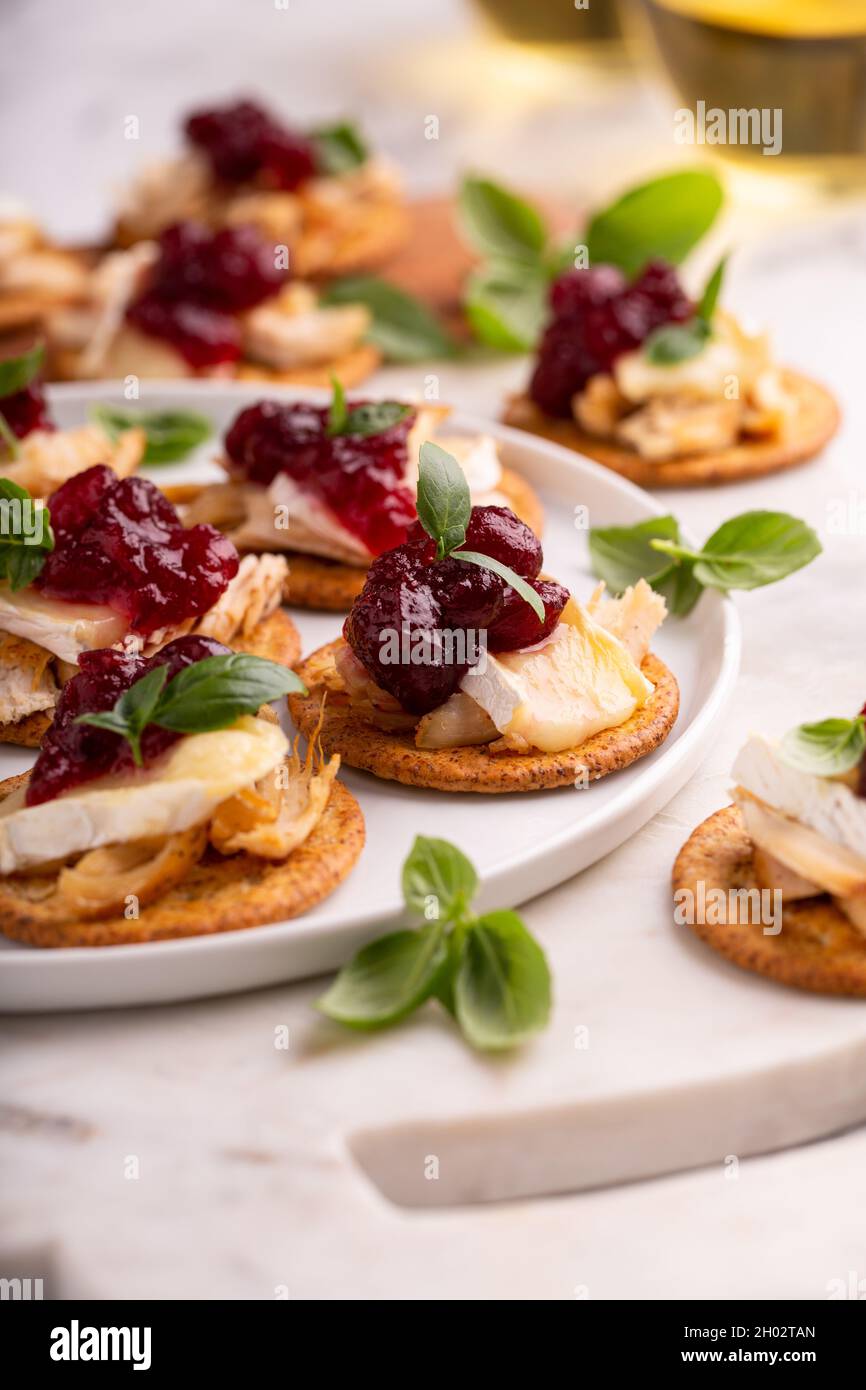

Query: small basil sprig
[[77, 652, 305, 766], [643, 253, 728, 365], [310, 120, 368, 176], [589, 510, 820, 617], [318, 836, 551, 1051], [320, 276, 459, 363], [0, 342, 45, 400], [326, 376, 412, 438], [90, 405, 212, 464], [0, 477, 54, 591], [780, 715, 866, 778], [417, 441, 544, 620], [457, 169, 724, 352]]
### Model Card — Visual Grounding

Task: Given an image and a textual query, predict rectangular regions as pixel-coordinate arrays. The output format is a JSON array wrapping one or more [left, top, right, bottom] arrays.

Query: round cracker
[[0, 608, 301, 751], [503, 370, 839, 489], [672, 804, 866, 996], [289, 639, 678, 793], [0, 775, 364, 948]]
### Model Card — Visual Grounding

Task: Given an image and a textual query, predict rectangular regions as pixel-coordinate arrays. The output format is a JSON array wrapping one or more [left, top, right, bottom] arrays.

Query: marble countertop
[[2, 0, 865, 1300]]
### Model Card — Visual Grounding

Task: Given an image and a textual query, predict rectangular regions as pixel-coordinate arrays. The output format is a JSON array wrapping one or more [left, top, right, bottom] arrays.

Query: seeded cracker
[[672, 804, 866, 995]]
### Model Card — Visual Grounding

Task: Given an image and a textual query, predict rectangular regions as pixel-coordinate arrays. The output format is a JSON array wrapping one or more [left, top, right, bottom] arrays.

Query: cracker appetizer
[[504, 259, 838, 488], [289, 443, 678, 792], [173, 386, 543, 611], [112, 99, 407, 277], [673, 711, 866, 995], [0, 214, 91, 332], [46, 220, 379, 387], [0, 637, 364, 947], [0, 464, 298, 746], [0, 344, 145, 495]]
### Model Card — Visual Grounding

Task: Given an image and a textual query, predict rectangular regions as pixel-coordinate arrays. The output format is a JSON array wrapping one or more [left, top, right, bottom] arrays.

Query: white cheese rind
[[0, 588, 129, 664], [733, 736, 866, 861], [0, 716, 287, 874]]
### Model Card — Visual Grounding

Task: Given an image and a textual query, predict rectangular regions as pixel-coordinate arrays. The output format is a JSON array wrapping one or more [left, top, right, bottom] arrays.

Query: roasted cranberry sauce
[[529, 260, 693, 418], [26, 635, 229, 806], [0, 378, 55, 438], [35, 465, 238, 634], [343, 505, 569, 715], [126, 221, 287, 367], [185, 99, 317, 190], [225, 399, 418, 557]]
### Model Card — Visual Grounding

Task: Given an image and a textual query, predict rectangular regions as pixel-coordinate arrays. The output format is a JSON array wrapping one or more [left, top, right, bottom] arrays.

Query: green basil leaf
[[151, 653, 305, 733], [416, 440, 471, 557], [402, 835, 478, 922], [454, 910, 551, 1051], [692, 511, 822, 591], [463, 261, 549, 353], [588, 515, 702, 617], [451, 549, 545, 621], [458, 177, 548, 263], [585, 169, 724, 277], [0, 414, 20, 460], [91, 405, 212, 464], [644, 318, 711, 365], [320, 276, 459, 362], [76, 663, 168, 767], [4, 544, 49, 593], [310, 120, 369, 176], [0, 342, 45, 399], [780, 717, 866, 778], [696, 253, 728, 322], [329, 398, 413, 438], [326, 376, 348, 435], [317, 924, 448, 1029]]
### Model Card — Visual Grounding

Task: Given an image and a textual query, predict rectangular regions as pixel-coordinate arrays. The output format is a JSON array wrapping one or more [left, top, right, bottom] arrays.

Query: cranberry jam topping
[[225, 399, 418, 557], [343, 505, 569, 715], [34, 465, 239, 634], [126, 221, 287, 367], [185, 99, 317, 190], [26, 635, 230, 806], [530, 259, 693, 418], [0, 378, 55, 438]]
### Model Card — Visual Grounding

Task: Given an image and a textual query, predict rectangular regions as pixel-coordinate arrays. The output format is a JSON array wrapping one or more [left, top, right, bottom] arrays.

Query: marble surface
[[2, 0, 866, 1299]]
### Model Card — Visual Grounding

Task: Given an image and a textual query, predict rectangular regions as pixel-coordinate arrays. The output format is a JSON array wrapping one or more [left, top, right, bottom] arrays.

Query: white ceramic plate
[[0, 381, 740, 1011]]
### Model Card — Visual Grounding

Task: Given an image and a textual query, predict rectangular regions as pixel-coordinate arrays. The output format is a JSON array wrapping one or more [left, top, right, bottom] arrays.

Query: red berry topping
[[126, 221, 286, 367], [487, 578, 568, 652], [185, 99, 316, 190], [343, 504, 567, 714], [35, 465, 239, 635], [26, 635, 230, 806], [224, 399, 418, 557], [0, 378, 55, 438], [530, 259, 693, 417]]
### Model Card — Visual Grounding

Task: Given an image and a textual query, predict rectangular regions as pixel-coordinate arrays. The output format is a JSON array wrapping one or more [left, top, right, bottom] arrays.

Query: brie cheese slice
[[0, 716, 287, 874], [733, 736, 866, 862], [0, 587, 129, 664], [460, 605, 653, 754]]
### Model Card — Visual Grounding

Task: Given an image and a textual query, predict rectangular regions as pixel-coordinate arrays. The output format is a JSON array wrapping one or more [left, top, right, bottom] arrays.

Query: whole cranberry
[[202, 223, 287, 311], [463, 506, 542, 579], [487, 578, 569, 652], [0, 378, 55, 439]]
